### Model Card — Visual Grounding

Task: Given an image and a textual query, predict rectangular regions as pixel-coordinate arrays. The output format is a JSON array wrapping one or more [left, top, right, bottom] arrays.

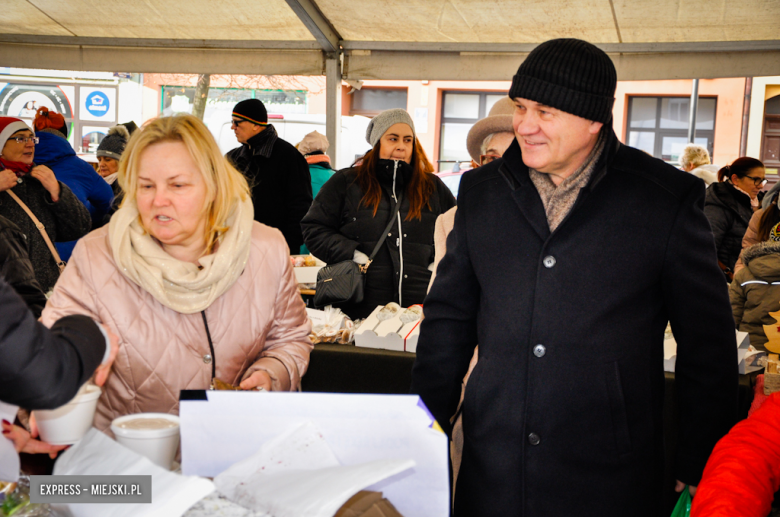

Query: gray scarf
[[528, 131, 607, 232]]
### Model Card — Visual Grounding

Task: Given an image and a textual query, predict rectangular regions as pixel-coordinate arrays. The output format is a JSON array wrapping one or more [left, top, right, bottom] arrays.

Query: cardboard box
[[292, 255, 326, 284], [664, 329, 760, 374], [335, 491, 404, 517], [354, 305, 422, 353]]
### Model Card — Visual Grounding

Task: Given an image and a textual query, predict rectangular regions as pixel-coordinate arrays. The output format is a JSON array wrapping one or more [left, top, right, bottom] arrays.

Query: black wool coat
[[0, 214, 47, 318], [226, 128, 313, 253], [411, 131, 738, 517], [0, 167, 92, 292], [301, 160, 456, 319], [0, 277, 105, 409], [704, 181, 755, 273]]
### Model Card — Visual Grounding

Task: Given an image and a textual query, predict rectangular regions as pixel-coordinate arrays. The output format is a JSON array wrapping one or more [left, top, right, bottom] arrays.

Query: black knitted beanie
[[232, 99, 268, 125], [509, 38, 617, 124]]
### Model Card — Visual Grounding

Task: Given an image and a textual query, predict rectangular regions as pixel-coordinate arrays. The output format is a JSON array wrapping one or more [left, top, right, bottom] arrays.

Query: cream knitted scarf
[[108, 197, 254, 314]]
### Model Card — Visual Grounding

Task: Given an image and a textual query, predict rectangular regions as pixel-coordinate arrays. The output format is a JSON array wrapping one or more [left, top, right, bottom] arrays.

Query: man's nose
[[515, 114, 538, 135]]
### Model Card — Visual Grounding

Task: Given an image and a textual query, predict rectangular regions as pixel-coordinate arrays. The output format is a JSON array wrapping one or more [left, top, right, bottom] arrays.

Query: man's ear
[[588, 121, 604, 135]]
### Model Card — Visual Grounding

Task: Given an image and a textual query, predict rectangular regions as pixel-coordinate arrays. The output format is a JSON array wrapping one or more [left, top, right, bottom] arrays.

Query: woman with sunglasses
[[0, 117, 91, 293], [704, 156, 767, 281]]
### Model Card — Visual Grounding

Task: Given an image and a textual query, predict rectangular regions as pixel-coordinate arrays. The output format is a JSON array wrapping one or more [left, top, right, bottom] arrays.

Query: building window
[[626, 96, 716, 163], [761, 95, 780, 173], [439, 92, 507, 168], [349, 88, 407, 117]]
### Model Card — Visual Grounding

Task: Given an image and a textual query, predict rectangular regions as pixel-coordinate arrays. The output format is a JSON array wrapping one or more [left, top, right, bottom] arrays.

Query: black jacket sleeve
[[0, 221, 47, 318], [280, 150, 313, 253], [410, 197, 479, 436], [666, 181, 739, 485], [301, 171, 361, 264], [0, 277, 106, 409]]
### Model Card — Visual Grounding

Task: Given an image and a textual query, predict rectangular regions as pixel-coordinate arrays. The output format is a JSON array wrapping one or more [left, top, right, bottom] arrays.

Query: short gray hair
[[680, 144, 710, 170], [480, 134, 496, 157]]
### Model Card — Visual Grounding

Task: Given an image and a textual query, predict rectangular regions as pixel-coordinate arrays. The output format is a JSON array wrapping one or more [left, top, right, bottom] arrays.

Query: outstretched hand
[[2, 419, 67, 459]]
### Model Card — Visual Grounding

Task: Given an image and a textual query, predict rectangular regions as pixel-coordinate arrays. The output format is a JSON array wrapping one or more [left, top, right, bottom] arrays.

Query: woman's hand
[[2, 419, 67, 459], [0, 169, 17, 193], [30, 165, 60, 202], [240, 370, 272, 391]]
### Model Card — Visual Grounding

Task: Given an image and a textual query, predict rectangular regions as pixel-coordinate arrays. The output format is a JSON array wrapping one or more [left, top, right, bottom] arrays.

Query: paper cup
[[111, 413, 180, 470], [33, 384, 101, 445]]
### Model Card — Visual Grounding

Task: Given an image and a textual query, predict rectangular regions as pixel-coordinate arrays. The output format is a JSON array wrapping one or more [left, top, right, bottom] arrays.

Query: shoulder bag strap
[[5, 189, 66, 272], [360, 194, 404, 273]]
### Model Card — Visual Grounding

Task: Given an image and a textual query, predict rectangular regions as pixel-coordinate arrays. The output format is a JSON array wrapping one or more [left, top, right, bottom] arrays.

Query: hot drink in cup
[[111, 413, 180, 469], [33, 384, 101, 445]]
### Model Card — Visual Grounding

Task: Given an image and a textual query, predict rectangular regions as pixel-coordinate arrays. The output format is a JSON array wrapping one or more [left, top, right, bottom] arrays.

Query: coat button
[[352, 217, 356, 221], [404, 274, 408, 278], [533, 344, 546, 357], [543, 255, 556, 268], [203, 354, 212, 364], [528, 433, 541, 446]]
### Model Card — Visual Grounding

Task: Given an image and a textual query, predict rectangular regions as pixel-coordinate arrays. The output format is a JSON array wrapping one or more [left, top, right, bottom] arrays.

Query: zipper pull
[[396, 238, 400, 247]]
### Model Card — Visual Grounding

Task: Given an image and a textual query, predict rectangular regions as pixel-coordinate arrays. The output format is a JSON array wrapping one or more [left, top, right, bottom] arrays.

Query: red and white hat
[[0, 117, 33, 151]]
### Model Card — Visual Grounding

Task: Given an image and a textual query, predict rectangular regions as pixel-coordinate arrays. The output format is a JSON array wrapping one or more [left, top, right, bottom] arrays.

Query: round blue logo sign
[[85, 91, 110, 117]]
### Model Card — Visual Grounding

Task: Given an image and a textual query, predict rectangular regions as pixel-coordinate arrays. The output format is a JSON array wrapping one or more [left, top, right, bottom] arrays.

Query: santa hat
[[0, 117, 33, 151]]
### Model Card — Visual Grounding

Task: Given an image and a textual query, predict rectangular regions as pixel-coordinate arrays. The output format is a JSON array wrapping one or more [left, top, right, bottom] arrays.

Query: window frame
[[625, 95, 717, 164]]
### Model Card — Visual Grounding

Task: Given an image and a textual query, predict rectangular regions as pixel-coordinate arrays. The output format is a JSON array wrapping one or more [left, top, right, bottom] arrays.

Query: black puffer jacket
[[0, 214, 47, 317], [301, 160, 456, 319], [704, 182, 756, 274]]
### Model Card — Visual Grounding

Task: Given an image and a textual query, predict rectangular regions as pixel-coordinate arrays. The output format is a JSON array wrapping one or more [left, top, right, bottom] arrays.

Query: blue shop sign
[[85, 91, 110, 117]]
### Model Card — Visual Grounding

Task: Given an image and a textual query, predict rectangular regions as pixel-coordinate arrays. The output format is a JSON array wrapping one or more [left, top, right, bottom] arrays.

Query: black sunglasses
[[231, 119, 245, 127]]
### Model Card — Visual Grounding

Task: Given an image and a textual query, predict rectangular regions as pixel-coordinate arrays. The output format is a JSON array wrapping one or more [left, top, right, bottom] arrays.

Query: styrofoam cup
[[33, 384, 102, 445], [111, 413, 180, 470]]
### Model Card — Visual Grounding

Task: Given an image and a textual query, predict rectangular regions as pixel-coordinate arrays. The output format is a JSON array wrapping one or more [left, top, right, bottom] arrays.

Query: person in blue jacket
[[32, 107, 113, 261]]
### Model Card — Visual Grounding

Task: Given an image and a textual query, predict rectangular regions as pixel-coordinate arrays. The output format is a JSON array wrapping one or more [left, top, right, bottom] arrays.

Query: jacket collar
[[244, 124, 277, 158], [497, 127, 621, 240], [376, 159, 413, 193]]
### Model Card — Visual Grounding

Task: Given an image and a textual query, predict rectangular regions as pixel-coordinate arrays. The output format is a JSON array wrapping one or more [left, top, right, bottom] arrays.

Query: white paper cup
[[111, 413, 180, 470], [33, 384, 102, 445]]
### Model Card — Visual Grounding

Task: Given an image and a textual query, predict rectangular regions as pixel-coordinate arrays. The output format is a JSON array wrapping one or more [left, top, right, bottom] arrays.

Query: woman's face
[[732, 166, 766, 200], [378, 123, 414, 164], [136, 141, 210, 260], [2, 130, 35, 164], [97, 156, 119, 178]]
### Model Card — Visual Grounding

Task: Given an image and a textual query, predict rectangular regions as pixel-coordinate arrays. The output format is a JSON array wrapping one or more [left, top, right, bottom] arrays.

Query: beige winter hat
[[297, 130, 330, 155], [466, 97, 515, 163]]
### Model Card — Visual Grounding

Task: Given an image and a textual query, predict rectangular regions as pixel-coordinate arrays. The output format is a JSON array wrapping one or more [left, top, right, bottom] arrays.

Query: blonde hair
[[680, 144, 710, 170], [117, 114, 250, 254]]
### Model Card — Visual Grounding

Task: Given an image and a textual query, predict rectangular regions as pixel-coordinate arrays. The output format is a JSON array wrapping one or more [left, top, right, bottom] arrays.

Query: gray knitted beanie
[[96, 124, 130, 160], [366, 108, 415, 147]]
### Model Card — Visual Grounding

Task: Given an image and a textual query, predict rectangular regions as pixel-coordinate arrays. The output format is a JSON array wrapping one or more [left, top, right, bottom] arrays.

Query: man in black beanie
[[412, 38, 737, 516], [226, 99, 312, 253]]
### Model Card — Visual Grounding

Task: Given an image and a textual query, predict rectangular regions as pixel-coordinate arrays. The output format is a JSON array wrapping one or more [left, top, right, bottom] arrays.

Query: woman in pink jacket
[[41, 115, 312, 435]]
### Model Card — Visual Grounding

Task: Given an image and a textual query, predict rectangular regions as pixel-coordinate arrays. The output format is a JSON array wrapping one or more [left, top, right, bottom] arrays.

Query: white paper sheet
[[0, 401, 20, 482], [214, 421, 414, 517], [52, 428, 215, 517], [180, 392, 449, 517]]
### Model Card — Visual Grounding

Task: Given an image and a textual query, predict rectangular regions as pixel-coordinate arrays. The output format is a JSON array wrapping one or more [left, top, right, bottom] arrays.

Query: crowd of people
[[2, 36, 780, 516]]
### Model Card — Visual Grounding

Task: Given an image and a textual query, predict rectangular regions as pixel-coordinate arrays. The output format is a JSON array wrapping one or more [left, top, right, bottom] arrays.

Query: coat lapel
[[498, 141, 550, 241]]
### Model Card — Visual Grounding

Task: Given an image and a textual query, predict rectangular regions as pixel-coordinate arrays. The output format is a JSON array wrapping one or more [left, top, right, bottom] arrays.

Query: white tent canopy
[[2, 0, 778, 162], [1, 0, 779, 80]]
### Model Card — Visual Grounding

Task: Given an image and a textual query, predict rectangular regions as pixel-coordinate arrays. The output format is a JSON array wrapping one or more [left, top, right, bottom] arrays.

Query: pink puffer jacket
[[41, 222, 312, 434]]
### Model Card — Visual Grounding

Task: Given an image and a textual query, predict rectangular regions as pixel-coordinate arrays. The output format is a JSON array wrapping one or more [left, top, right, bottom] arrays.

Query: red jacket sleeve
[[691, 392, 780, 517]]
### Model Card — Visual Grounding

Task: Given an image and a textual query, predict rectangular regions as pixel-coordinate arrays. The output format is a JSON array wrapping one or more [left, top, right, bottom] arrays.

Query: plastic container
[[32, 384, 101, 445], [111, 413, 180, 470]]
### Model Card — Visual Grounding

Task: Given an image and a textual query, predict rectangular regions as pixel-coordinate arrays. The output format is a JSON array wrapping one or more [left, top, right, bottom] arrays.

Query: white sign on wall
[[79, 87, 116, 122]]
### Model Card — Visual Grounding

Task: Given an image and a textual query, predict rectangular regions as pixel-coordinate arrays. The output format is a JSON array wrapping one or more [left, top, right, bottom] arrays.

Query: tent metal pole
[[688, 78, 699, 144], [326, 54, 342, 167]]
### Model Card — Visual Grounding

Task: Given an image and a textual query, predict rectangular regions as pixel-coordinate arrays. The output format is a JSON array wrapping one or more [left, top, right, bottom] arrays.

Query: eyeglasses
[[230, 119, 245, 127], [11, 136, 39, 144], [480, 154, 501, 166], [744, 175, 768, 187]]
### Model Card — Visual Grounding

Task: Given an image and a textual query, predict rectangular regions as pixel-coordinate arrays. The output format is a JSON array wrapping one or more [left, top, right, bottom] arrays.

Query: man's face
[[232, 118, 264, 144], [512, 97, 603, 183]]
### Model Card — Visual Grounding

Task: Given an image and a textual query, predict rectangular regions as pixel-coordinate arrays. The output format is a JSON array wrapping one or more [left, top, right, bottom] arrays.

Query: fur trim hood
[[742, 241, 780, 266]]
